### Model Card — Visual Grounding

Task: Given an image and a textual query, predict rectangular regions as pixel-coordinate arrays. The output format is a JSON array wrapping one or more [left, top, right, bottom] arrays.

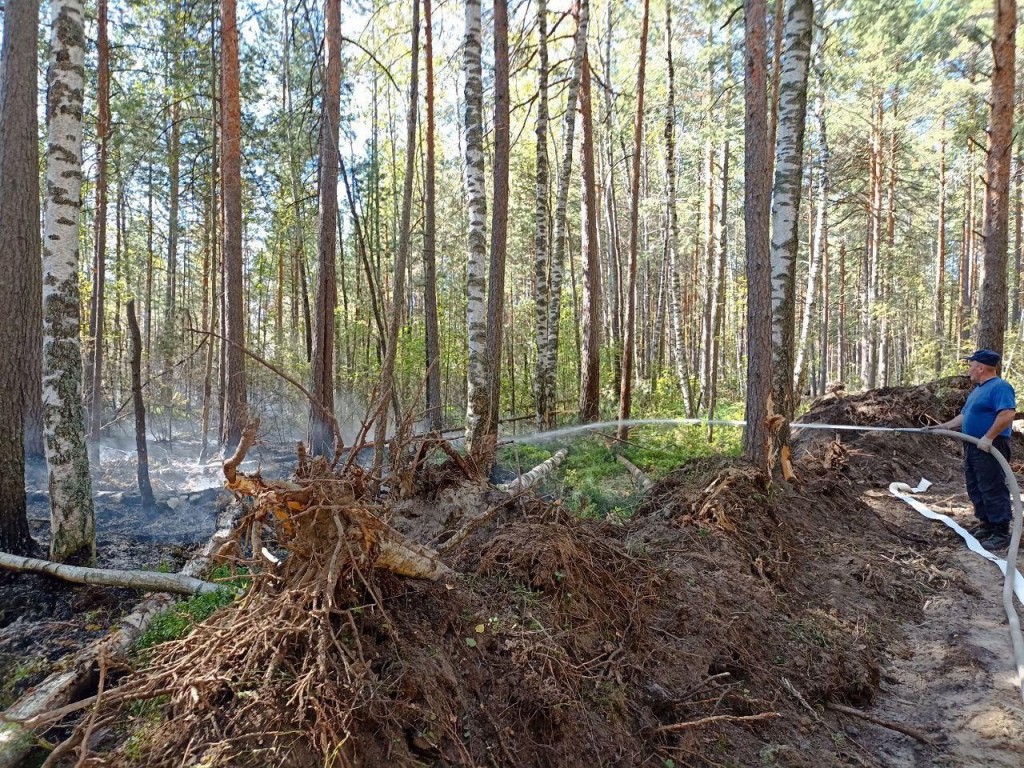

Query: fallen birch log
[[498, 448, 568, 494], [0, 552, 221, 596], [0, 504, 240, 768], [616, 454, 654, 491]]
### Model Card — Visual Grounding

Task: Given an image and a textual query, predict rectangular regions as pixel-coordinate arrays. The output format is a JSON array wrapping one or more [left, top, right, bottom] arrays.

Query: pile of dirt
[[11, 383, 1009, 767]]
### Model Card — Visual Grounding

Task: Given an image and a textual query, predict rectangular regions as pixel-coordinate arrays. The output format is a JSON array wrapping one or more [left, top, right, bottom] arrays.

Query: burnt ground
[[0, 439, 293, 711], [3, 377, 1024, 767]]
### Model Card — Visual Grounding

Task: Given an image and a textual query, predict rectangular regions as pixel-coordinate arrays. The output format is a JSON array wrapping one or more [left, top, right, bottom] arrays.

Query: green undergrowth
[[135, 566, 250, 652], [497, 403, 745, 519]]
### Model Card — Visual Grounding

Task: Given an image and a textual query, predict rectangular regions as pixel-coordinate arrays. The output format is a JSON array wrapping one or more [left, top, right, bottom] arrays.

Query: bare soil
[[3, 377, 1023, 767]]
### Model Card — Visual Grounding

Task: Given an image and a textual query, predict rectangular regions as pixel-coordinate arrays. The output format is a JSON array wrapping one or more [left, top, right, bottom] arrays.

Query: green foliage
[[496, 401, 744, 520], [135, 566, 248, 651]]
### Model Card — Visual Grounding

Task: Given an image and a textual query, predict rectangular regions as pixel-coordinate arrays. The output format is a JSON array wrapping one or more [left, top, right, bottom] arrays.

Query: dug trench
[[2, 377, 1023, 767]]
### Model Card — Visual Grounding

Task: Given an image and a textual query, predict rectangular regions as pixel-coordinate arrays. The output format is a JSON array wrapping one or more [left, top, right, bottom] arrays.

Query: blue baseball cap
[[963, 349, 1001, 366]]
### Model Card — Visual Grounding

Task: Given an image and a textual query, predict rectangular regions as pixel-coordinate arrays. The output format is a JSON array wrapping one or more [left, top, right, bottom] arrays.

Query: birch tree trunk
[[579, 44, 601, 422], [795, 38, 828, 400], [538, 0, 589, 429], [423, 0, 442, 431], [463, 0, 489, 442], [977, 0, 1017, 353], [475, 0, 510, 460], [532, 0, 551, 429], [768, 0, 811, 449], [935, 117, 946, 374], [309, 0, 341, 458], [0, 0, 40, 556], [616, 0, 649, 441], [221, 0, 248, 451], [742, 0, 772, 469], [41, 0, 95, 564]]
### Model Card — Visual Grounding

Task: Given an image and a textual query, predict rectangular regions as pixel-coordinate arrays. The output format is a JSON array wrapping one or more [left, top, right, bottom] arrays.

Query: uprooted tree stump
[[220, 420, 450, 581], [38, 420, 455, 767]]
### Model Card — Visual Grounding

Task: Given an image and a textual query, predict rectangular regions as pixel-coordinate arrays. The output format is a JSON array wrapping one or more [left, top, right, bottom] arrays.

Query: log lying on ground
[[616, 454, 654, 492], [498, 448, 568, 493], [0, 551, 221, 596], [0, 504, 240, 768]]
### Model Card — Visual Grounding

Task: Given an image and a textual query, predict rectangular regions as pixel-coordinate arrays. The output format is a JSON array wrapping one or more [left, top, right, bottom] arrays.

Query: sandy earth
[[854, 484, 1024, 767]]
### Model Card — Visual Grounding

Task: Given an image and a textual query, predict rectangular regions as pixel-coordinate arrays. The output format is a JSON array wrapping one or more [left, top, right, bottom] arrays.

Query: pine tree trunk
[[616, 0, 649, 441], [86, 0, 110, 463], [603, 0, 623, 389], [220, 0, 248, 451], [1014, 118, 1023, 325], [0, 0, 40, 555], [166, 101, 180, 332], [145, 167, 154, 371], [742, 0, 772, 469], [41, 0, 95, 564], [309, 0, 341, 458], [862, 97, 883, 388], [664, 0, 693, 416], [958, 165, 970, 344], [579, 44, 601, 423], [126, 300, 155, 509], [700, 134, 716, 409], [707, 31, 732, 443], [978, 0, 1017, 353], [463, 0, 489, 444], [422, 0, 442, 431], [542, 0, 590, 428], [374, 0, 419, 470], [200, 19, 219, 461]]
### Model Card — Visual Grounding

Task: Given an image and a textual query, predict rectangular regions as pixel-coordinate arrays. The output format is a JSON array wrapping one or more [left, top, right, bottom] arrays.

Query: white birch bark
[[463, 0, 489, 440], [533, 0, 550, 430], [794, 45, 828, 398], [538, 0, 589, 428], [768, 0, 812, 430], [41, 0, 95, 564]]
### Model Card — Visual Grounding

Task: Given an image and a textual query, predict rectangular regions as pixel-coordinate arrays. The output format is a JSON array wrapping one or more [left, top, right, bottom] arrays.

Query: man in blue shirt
[[930, 349, 1017, 550]]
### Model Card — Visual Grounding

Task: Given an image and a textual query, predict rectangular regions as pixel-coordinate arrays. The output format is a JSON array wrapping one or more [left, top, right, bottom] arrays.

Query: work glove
[[977, 436, 993, 453]]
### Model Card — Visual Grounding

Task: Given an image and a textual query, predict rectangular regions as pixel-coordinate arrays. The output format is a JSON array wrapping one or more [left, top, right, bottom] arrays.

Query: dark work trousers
[[963, 436, 1012, 528]]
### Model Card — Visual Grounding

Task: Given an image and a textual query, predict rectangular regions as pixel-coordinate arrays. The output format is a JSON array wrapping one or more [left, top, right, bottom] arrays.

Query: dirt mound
[[21, 385, 999, 767], [799, 376, 971, 429]]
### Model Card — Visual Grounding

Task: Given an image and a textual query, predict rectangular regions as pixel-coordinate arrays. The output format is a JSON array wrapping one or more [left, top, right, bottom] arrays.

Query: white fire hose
[[888, 428, 1024, 706]]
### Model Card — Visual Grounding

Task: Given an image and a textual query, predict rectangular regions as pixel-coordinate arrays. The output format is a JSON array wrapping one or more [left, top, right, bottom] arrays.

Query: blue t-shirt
[[962, 377, 1016, 438]]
